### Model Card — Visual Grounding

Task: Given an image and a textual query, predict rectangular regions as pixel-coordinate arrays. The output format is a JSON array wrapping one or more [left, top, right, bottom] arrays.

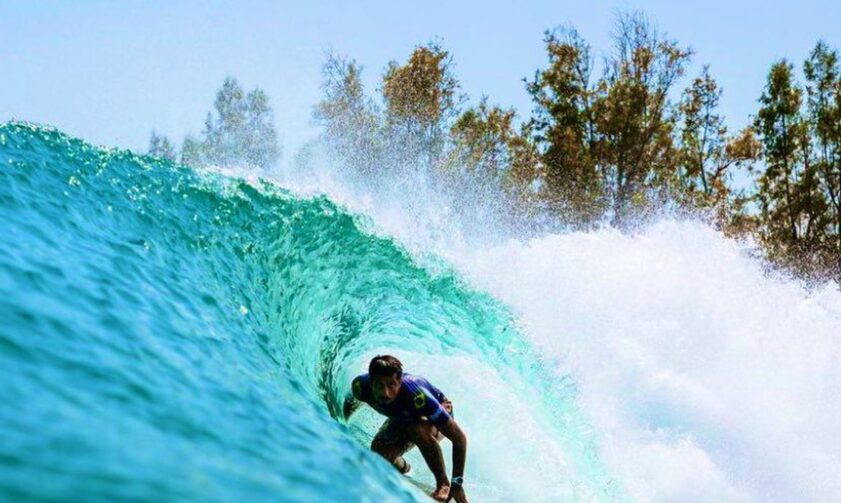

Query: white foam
[[349, 351, 585, 502], [452, 221, 841, 502], [266, 153, 841, 501]]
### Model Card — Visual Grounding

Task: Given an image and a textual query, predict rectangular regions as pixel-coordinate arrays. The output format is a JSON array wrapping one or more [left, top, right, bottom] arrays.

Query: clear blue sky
[[2, 0, 840, 161]]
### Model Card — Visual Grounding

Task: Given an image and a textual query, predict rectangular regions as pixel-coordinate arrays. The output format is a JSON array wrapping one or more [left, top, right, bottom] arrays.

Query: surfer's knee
[[371, 437, 388, 455], [371, 438, 401, 461], [407, 422, 437, 446]]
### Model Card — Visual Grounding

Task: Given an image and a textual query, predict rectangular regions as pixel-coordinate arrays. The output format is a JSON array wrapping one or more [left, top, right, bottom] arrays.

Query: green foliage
[[382, 42, 461, 130], [675, 67, 760, 234], [525, 27, 603, 224], [304, 15, 841, 283], [313, 53, 382, 177], [314, 44, 467, 178], [381, 42, 464, 171], [753, 59, 832, 277], [450, 99, 517, 182], [148, 131, 176, 162], [596, 12, 692, 224], [803, 42, 841, 279], [677, 66, 728, 204], [525, 12, 692, 226], [181, 77, 280, 170], [447, 98, 543, 221]]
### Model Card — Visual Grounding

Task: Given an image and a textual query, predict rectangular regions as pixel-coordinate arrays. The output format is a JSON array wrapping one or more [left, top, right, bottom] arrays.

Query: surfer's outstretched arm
[[438, 419, 469, 503], [343, 395, 362, 421], [344, 375, 367, 421]]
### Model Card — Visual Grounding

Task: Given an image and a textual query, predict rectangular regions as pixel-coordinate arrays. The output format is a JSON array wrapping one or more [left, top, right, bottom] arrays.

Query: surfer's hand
[[448, 484, 468, 503], [430, 484, 449, 502]]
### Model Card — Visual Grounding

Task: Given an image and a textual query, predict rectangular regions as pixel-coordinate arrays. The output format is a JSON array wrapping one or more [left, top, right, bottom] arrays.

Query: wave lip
[[0, 122, 621, 501], [19, 120, 833, 501]]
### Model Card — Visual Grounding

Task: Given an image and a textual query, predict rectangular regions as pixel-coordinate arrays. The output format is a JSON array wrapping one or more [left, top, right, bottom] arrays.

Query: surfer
[[343, 355, 469, 503]]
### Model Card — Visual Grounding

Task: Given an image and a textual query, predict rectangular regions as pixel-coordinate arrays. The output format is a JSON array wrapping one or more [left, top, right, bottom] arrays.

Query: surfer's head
[[369, 355, 402, 404]]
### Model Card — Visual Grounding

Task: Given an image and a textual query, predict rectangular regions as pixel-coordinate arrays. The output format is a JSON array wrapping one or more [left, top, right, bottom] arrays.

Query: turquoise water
[[0, 122, 616, 502]]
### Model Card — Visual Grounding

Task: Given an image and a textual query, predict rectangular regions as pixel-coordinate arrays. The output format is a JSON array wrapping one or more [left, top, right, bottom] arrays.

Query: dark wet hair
[[368, 355, 403, 379]]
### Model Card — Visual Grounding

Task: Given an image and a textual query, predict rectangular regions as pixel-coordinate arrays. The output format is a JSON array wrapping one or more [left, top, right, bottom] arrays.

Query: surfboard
[[404, 476, 437, 499]]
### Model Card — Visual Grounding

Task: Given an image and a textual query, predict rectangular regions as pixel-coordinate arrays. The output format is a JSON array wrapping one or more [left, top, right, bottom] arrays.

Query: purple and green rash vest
[[352, 373, 452, 428]]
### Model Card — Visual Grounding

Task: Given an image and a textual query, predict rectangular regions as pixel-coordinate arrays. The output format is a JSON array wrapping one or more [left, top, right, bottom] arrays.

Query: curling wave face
[[7, 121, 835, 502], [0, 123, 617, 502]]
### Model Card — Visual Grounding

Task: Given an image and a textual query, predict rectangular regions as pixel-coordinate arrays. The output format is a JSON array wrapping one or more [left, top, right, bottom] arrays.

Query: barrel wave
[[5, 122, 841, 502], [0, 122, 617, 502]]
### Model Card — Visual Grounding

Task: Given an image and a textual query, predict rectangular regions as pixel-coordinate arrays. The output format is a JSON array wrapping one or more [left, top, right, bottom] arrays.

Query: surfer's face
[[372, 374, 401, 404]]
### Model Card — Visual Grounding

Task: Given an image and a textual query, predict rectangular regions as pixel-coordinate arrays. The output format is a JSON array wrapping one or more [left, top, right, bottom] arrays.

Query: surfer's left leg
[[406, 421, 449, 501], [371, 419, 414, 474]]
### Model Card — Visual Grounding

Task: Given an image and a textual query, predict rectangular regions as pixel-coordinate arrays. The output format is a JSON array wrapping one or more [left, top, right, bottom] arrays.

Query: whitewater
[[2, 122, 840, 502]]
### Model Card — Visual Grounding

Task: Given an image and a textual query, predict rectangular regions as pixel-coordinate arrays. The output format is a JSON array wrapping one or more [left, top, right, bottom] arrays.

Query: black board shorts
[[374, 399, 454, 450]]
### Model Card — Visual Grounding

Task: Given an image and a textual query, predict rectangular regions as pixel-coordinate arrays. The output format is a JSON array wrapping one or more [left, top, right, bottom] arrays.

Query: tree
[[677, 67, 728, 205], [719, 126, 763, 236], [804, 41, 841, 278], [526, 12, 692, 226], [244, 88, 281, 169], [754, 60, 829, 273], [676, 66, 760, 232], [450, 98, 518, 183], [180, 135, 204, 167], [313, 52, 382, 177], [181, 77, 280, 170], [526, 27, 603, 223], [148, 130, 176, 161], [381, 42, 463, 172], [502, 123, 546, 224], [448, 98, 544, 224], [594, 11, 692, 224], [202, 77, 246, 166]]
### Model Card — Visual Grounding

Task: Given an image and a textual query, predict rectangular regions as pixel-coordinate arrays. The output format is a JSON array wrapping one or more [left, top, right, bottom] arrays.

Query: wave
[[0, 123, 617, 501], [3, 122, 839, 502]]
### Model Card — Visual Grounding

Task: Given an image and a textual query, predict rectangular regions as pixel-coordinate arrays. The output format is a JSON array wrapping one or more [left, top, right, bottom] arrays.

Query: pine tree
[[313, 53, 382, 177], [526, 12, 692, 226], [804, 41, 841, 279], [148, 131, 176, 161], [381, 42, 463, 173], [525, 27, 603, 223], [181, 77, 280, 170], [595, 11, 691, 225], [754, 60, 828, 273]]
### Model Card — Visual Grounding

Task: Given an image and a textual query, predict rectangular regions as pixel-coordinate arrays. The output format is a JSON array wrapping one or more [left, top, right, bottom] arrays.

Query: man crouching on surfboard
[[343, 355, 469, 503]]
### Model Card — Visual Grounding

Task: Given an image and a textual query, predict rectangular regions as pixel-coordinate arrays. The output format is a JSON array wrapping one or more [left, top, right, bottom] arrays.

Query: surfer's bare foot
[[449, 484, 468, 503], [393, 456, 411, 475], [430, 484, 449, 502]]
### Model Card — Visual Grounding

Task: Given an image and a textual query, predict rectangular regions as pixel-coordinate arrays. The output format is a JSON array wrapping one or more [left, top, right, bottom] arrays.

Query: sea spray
[[449, 223, 841, 501], [275, 134, 841, 501], [4, 121, 840, 502]]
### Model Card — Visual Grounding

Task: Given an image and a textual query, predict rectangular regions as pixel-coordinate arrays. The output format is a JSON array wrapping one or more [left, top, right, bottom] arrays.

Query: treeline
[[149, 77, 279, 170], [149, 11, 841, 284]]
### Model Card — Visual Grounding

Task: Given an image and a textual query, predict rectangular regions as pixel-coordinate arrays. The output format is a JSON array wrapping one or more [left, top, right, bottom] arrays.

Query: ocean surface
[[2, 122, 841, 502]]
